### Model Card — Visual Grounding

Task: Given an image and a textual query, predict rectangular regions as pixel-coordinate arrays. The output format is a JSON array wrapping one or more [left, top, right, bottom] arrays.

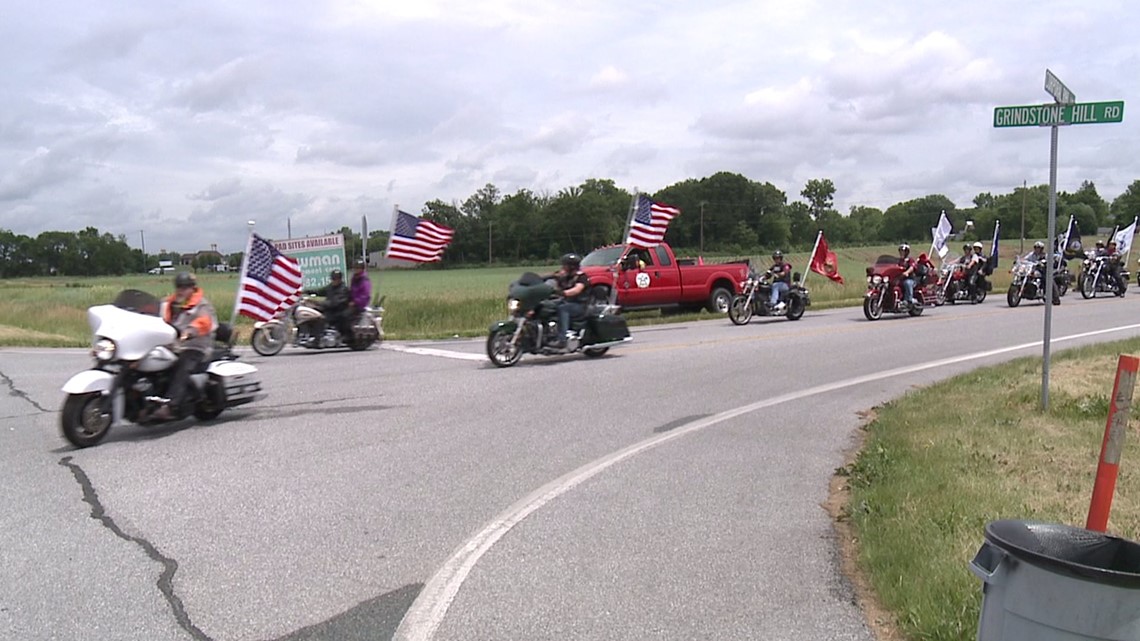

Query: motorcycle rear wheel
[[193, 380, 226, 421], [582, 346, 610, 358], [972, 288, 987, 304], [728, 295, 753, 325], [486, 329, 522, 368], [908, 299, 924, 316], [61, 392, 112, 448], [786, 296, 806, 321], [251, 325, 286, 356]]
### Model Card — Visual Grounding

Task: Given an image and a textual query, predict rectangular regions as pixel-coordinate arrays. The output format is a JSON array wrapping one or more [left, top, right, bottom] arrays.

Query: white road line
[[393, 322, 1140, 641], [381, 343, 486, 361]]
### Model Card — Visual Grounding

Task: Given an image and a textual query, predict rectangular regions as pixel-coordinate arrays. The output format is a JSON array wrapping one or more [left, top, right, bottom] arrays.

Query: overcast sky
[[1, 0, 1137, 254]]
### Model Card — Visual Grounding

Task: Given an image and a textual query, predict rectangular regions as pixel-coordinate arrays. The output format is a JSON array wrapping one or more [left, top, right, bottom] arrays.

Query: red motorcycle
[[863, 254, 937, 320]]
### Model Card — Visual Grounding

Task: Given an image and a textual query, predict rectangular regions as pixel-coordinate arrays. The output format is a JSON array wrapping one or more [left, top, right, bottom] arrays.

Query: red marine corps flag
[[806, 230, 844, 284]]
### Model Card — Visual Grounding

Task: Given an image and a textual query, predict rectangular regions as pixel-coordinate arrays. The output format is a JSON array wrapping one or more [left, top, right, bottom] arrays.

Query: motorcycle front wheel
[[1007, 285, 1022, 308], [728, 295, 753, 325], [486, 329, 523, 368], [863, 296, 883, 321], [61, 392, 112, 448], [251, 324, 286, 356], [1081, 274, 1096, 299]]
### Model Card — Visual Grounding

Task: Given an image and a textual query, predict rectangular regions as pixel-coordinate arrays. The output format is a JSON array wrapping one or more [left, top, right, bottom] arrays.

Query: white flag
[[1113, 217, 1137, 256], [931, 211, 953, 259]]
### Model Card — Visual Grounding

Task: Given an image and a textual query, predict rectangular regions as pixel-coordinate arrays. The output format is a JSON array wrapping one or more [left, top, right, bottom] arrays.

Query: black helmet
[[174, 271, 197, 289], [772, 250, 783, 260], [330, 269, 343, 281], [561, 253, 581, 270]]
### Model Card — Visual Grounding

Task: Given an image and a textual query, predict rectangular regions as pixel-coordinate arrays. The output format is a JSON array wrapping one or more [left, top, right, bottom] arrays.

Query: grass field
[[841, 337, 1140, 641], [0, 243, 1025, 347]]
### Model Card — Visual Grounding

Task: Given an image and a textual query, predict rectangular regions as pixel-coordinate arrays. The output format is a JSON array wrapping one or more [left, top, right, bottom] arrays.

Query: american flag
[[625, 194, 680, 249], [236, 234, 304, 322], [386, 211, 455, 263]]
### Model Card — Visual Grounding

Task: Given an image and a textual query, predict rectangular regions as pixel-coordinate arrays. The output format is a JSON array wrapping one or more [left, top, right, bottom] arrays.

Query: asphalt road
[[5, 293, 1140, 641]]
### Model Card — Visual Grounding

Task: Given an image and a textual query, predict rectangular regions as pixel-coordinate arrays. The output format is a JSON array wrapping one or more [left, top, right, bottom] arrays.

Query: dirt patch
[[825, 408, 905, 641]]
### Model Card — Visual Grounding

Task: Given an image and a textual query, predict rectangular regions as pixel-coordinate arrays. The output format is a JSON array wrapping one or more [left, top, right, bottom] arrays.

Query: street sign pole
[[1043, 123, 1059, 410]]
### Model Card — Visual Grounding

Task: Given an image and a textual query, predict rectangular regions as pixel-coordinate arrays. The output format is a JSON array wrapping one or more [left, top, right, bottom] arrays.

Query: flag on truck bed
[[237, 234, 303, 322], [386, 211, 455, 263], [626, 195, 680, 249]]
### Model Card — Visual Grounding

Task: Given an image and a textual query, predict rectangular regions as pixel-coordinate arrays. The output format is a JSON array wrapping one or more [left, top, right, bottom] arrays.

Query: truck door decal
[[635, 272, 651, 288]]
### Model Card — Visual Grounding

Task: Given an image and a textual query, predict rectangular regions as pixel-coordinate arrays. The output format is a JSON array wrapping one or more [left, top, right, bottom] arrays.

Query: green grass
[[843, 338, 1140, 641]]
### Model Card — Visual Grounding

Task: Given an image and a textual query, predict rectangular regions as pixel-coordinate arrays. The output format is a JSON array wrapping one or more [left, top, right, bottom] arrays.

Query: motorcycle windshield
[[508, 274, 556, 311], [112, 289, 162, 316], [87, 305, 177, 360]]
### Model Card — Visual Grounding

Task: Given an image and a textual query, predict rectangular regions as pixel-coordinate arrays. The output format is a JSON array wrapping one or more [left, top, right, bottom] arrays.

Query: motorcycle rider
[[151, 272, 217, 421], [1024, 241, 1061, 305], [967, 241, 986, 296], [552, 253, 590, 348], [1104, 239, 1126, 295], [305, 269, 353, 341], [350, 259, 372, 315], [768, 250, 793, 312], [896, 244, 917, 308]]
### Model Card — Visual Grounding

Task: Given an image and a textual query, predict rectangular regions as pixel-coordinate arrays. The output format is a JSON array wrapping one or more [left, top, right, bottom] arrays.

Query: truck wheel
[[707, 287, 732, 314]]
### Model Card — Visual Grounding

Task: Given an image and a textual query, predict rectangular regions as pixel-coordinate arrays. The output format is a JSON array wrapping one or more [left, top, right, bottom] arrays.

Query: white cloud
[[0, 0, 1138, 251]]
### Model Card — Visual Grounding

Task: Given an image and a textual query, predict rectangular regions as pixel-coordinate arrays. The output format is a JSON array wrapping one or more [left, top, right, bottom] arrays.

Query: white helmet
[[973, 241, 984, 251]]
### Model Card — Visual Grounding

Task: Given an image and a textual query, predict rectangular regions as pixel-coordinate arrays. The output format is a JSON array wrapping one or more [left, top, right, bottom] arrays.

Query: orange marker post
[[1086, 354, 1140, 532]]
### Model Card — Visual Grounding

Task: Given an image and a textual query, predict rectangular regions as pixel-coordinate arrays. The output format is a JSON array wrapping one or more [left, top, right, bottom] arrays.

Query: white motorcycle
[[60, 290, 265, 448], [249, 295, 384, 356]]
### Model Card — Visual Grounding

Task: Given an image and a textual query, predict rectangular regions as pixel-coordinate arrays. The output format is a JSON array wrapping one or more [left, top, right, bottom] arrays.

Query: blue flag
[[987, 221, 1000, 274]]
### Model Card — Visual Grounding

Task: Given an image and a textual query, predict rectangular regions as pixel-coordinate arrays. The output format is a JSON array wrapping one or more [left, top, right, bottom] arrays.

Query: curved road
[[4, 294, 1140, 641]]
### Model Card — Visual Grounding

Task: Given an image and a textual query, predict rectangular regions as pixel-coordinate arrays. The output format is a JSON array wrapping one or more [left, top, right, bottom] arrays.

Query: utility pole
[[139, 229, 146, 273], [699, 202, 706, 254], [488, 220, 493, 265], [1020, 180, 1027, 254]]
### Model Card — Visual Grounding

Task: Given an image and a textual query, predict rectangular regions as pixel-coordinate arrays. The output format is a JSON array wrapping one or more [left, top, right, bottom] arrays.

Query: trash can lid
[[985, 520, 1140, 589]]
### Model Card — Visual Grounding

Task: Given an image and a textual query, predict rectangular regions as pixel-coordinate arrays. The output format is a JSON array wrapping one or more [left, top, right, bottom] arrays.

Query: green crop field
[[0, 243, 1025, 347]]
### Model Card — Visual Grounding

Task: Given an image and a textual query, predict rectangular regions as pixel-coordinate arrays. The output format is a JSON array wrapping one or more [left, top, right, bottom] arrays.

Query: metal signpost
[[993, 69, 1125, 410]]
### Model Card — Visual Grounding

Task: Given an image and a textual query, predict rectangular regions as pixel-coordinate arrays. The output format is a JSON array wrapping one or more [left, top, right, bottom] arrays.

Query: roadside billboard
[[273, 233, 346, 290]]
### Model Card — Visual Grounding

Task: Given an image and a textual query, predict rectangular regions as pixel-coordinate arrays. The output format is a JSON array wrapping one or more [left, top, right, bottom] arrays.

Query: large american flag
[[386, 211, 455, 263], [625, 194, 680, 249], [236, 234, 304, 322]]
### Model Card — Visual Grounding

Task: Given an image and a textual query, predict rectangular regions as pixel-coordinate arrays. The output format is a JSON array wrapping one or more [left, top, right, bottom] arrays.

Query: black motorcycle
[[1079, 254, 1129, 298], [486, 273, 632, 368], [1007, 258, 1061, 307], [728, 265, 809, 325]]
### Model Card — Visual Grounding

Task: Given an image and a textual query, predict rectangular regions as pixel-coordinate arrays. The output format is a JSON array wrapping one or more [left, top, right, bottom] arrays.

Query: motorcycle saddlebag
[[590, 314, 630, 343]]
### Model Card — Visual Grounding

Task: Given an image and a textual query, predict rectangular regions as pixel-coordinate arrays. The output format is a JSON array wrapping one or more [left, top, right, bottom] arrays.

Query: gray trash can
[[970, 520, 1140, 640]]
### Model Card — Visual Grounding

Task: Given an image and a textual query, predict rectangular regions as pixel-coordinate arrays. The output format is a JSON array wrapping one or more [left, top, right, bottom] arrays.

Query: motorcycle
[[486, 272, 632, 367], [250, 295, 384, 356], [862, 255, 934, 320], [728, 264, 809, 325], [935, 259, 987, 305], [60, 289, 265, 448], [1079, 253, 1129, 298], [1007, 258, 1060, 307]]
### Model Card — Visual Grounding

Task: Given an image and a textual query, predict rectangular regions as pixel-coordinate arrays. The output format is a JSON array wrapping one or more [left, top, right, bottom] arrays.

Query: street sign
[[993, 101, 1124, 127], [1044, 69, 1075, 104]]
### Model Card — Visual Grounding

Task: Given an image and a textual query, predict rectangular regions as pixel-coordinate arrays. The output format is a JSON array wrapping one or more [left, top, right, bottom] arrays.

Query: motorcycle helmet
[[898, 243, 911, 255], [330, 269, 343, 281], [1096, 240, 1105, 248], [561, 253, 582, 270], [772, 250, 783, 260], [174, 271, 197, 289], [1034, 241, 1045, 250], [973, 241, 984, 252], [962, 244, 971, 252]]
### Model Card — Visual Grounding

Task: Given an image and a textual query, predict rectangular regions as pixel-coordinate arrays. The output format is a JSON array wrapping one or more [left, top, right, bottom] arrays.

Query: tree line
[[5, 173, 1140, 277]]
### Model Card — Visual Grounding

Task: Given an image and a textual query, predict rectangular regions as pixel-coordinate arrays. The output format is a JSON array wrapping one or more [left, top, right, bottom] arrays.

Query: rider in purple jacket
[[350, 259, 372, 311]]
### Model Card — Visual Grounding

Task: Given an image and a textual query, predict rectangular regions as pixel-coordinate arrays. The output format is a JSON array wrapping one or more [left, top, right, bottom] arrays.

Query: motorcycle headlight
[[507, 298, 520, 313], [92, 337, 116, 361], [872, 275, 883, 285]]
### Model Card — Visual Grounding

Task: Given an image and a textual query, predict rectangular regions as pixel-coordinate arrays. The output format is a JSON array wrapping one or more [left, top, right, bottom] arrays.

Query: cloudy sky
[[1, 0, 1137, 254]]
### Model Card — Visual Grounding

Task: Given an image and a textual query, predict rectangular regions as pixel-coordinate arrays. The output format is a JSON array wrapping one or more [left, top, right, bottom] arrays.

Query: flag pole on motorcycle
[[987, 220, 1001, 275], [930, 210, 952, 262], [230, 224, 255, 325], [1114, 216, 1138, 262], [805, 229, 845, 285]]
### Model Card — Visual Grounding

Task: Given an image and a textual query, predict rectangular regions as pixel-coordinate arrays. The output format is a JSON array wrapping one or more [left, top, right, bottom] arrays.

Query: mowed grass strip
[[842, 337, 1140, 641]]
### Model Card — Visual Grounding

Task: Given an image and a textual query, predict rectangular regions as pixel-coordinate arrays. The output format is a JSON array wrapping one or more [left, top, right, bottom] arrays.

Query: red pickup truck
[[579, 243, 751, 313]]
